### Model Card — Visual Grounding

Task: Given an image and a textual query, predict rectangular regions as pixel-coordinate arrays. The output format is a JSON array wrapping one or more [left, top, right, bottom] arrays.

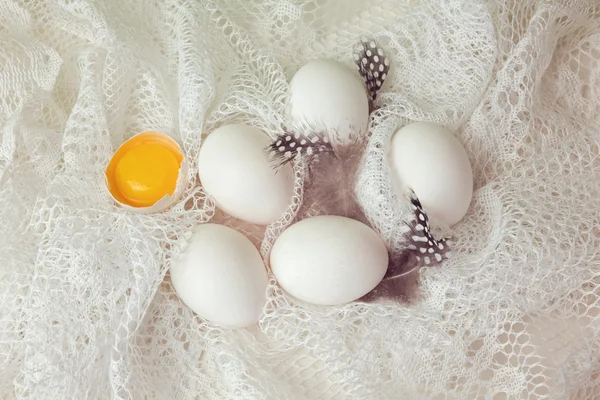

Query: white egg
[[198, 124, 294, 225], [170, 224, 268, 328], [270, 216, 388, 305], [390, 122, 473, 226], [286, 59, 369, 148]]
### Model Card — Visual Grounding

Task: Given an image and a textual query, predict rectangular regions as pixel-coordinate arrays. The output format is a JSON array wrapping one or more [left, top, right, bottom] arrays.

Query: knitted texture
[[1, 0, 600, 398]]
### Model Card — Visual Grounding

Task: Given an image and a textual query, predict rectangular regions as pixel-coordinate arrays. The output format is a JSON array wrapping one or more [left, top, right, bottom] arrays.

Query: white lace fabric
[[1, 0, 600, 398]]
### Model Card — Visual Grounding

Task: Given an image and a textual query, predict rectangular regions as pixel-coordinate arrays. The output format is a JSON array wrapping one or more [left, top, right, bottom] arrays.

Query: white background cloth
[[1, 0, 600, 398]]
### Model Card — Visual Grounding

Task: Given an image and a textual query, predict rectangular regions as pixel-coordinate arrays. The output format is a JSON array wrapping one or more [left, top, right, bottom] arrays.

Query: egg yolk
[[114, 143, 180, 207]]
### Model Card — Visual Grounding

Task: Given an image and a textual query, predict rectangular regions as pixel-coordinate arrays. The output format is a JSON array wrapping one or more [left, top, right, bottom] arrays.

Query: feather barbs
[[363, 191, 453, 301], [405, 193, 451, 265], [267, 130, 334, 167], [355, 38, 390, 103]]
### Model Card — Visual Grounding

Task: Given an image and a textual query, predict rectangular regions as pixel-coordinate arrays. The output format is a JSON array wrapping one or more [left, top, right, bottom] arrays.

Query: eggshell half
[[270, 216, 388, 306], [105, 131, 188, 214], [171, 223, 268, 328]]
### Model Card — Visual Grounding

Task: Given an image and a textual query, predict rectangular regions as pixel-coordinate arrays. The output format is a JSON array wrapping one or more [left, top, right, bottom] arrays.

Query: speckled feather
[[267, 130, 334, 167], [363, 192, 452, 301], [354, 38, 390, 104], [403, 193, 451, 265]]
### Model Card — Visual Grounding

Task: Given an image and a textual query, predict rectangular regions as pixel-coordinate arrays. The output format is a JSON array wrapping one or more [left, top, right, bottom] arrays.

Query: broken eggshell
[[105, 131, 188, 213]]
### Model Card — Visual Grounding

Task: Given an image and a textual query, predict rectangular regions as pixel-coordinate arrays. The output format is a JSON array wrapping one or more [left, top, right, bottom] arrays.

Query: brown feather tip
[[363, 191, 452, 302], [354, 38, 390, 105], [267, 130, 334, 168]]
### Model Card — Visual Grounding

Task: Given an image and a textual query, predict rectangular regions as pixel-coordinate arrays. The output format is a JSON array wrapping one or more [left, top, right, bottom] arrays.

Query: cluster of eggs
[[105, 58, 473, 328]]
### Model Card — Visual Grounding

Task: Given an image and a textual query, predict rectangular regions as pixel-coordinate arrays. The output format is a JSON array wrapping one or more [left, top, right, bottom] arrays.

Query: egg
[[270, 216, 388, 305], [105, 131, 188, 213], [286, 59, 369, 148], [198, 124, 294, 225], [170, 223, 268, 328], [390, 122, 473, 226]]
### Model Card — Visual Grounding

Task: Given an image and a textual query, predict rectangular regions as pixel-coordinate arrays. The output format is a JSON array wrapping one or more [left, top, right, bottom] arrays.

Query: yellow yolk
[[106, 132, 184, 209], [113, 143, 180, 207]]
